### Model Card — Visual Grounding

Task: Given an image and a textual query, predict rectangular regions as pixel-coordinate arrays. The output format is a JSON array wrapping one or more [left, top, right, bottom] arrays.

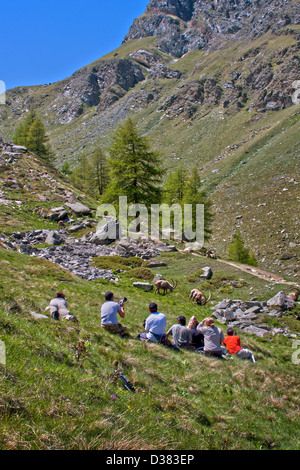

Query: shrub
[[130, 267, 154, 280], [92, 255, 143, 271]]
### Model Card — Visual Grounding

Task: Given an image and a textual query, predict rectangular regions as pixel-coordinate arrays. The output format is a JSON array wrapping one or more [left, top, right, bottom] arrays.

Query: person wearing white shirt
[[138, 302, 167, 342]]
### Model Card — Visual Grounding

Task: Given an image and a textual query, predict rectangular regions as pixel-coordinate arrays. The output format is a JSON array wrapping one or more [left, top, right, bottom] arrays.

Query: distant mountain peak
[[145, 0, 195, 21], [123, 0, 300, 57]]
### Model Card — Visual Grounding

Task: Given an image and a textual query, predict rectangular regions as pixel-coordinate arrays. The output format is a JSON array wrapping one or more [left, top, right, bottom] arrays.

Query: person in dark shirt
[[187, 316, 204, 349]]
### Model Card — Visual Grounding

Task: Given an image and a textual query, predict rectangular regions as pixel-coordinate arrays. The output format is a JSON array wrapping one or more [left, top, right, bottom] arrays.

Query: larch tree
[[13, 109, 51, 159], [182, 166, 213, 242], [102, 118, 163, 207]]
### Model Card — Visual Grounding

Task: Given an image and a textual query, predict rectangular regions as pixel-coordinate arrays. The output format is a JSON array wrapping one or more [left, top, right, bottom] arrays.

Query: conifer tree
[[71, 155, 93, 192], [227, 230, 258, 266], [13, 109, 51, 159], [163, 165, 186, 205], [26, 117, 49, 158], [102, 118, 163, 207], [92, 147, 109, 196], [162, 166, 213, 242], [183, 167, 213, 241], [60, 161, 72, 176], [14, 109, 37, 146]]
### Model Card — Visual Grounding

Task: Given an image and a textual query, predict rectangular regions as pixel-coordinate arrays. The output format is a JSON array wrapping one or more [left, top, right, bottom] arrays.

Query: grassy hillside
[[0, 243, 299, 450], [1, 28, 298, 280], [0, 149, 97, 235]]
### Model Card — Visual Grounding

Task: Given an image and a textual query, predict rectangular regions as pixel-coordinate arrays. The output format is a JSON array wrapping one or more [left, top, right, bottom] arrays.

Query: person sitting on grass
[[196, 317, 225, 358], [166, 315, 195, 350], [187, 315, 204, 350], [138, 302, 167, 343], [101, 291, 127, 337], [223, 327, 256, 362]]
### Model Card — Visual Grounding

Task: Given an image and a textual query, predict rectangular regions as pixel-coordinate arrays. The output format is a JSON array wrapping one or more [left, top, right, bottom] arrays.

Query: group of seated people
[[47, 291, 255, 362], [100, 291, 256, 362]]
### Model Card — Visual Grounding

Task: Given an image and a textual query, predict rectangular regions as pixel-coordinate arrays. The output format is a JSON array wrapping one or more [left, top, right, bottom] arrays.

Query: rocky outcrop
[[124, 0, 300, 57], [53, 59, 145, 123], [146, 0, 195, 22], [3, 230, 174, 282], [210, 294, 296, 337]]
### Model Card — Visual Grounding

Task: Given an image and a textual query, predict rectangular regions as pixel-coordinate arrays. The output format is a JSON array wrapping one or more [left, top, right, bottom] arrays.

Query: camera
[[120, 297, 127, 303]]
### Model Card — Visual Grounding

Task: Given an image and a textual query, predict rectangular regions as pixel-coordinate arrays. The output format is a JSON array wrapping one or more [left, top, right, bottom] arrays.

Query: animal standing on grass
[[154, 279, 177, 295], [189, 289, 211, 306]]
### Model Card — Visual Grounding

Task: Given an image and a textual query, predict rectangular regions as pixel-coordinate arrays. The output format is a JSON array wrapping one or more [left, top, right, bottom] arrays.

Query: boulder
[[65, 202, 91, 215], [267, 291, 295, 310], [243, 305, 262, 315], [223, 309, 235, 321], [157, 244, 177, 252], [45, 231, 63, 246], [90, 220, 122, 245], [242, 325, 270, 337], [153, 274, 164, 284], [11, 145, 27, 153], [214, 300, 232, 310], [68, 223, 85, 233], [200, 266, 213, 279], [46, 207, 68, 221], [133, 282, 153, 292]]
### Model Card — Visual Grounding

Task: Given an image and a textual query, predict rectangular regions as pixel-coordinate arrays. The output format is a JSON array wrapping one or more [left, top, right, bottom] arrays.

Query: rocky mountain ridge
[[124, 0, 300, 57]]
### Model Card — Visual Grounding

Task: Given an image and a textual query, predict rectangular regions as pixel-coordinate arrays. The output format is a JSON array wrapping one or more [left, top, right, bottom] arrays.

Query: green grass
[[0, 245, 299, 450]]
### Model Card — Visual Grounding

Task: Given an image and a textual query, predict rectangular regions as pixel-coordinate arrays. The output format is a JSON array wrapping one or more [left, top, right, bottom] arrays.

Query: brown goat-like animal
[[206, 249, 217, 259], [288, 289, 300, 302], [154, 279, 177, 295], [189, 288, 211, 306]]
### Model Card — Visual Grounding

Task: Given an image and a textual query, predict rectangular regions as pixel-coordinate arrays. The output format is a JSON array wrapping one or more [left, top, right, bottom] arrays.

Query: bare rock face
[[124, 0, 300, 57], [146, 0, 195, 22], [53, 59, 145, 123]]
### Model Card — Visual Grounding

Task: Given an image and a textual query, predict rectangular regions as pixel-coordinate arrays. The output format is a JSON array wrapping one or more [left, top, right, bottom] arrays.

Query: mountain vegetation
[[13, 109, 52, 160], [0, 0, 299, 451], [1, 2, 299, 278], [101, 117, 163, 207]]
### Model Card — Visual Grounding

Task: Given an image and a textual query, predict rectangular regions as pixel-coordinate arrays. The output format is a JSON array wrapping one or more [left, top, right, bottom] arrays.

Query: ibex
[[189, 288, 211, 306], [154, 279, 177, 295], [288, 289, 300, 302], [206, 249, 217, 259]]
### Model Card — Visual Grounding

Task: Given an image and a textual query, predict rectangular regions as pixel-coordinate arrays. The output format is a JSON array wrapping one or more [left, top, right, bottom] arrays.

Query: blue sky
[[1, 0, 149, 91]]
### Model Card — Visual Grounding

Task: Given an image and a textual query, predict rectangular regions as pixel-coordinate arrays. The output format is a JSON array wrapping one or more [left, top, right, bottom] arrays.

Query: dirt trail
[[185, 251, 299, 287]]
